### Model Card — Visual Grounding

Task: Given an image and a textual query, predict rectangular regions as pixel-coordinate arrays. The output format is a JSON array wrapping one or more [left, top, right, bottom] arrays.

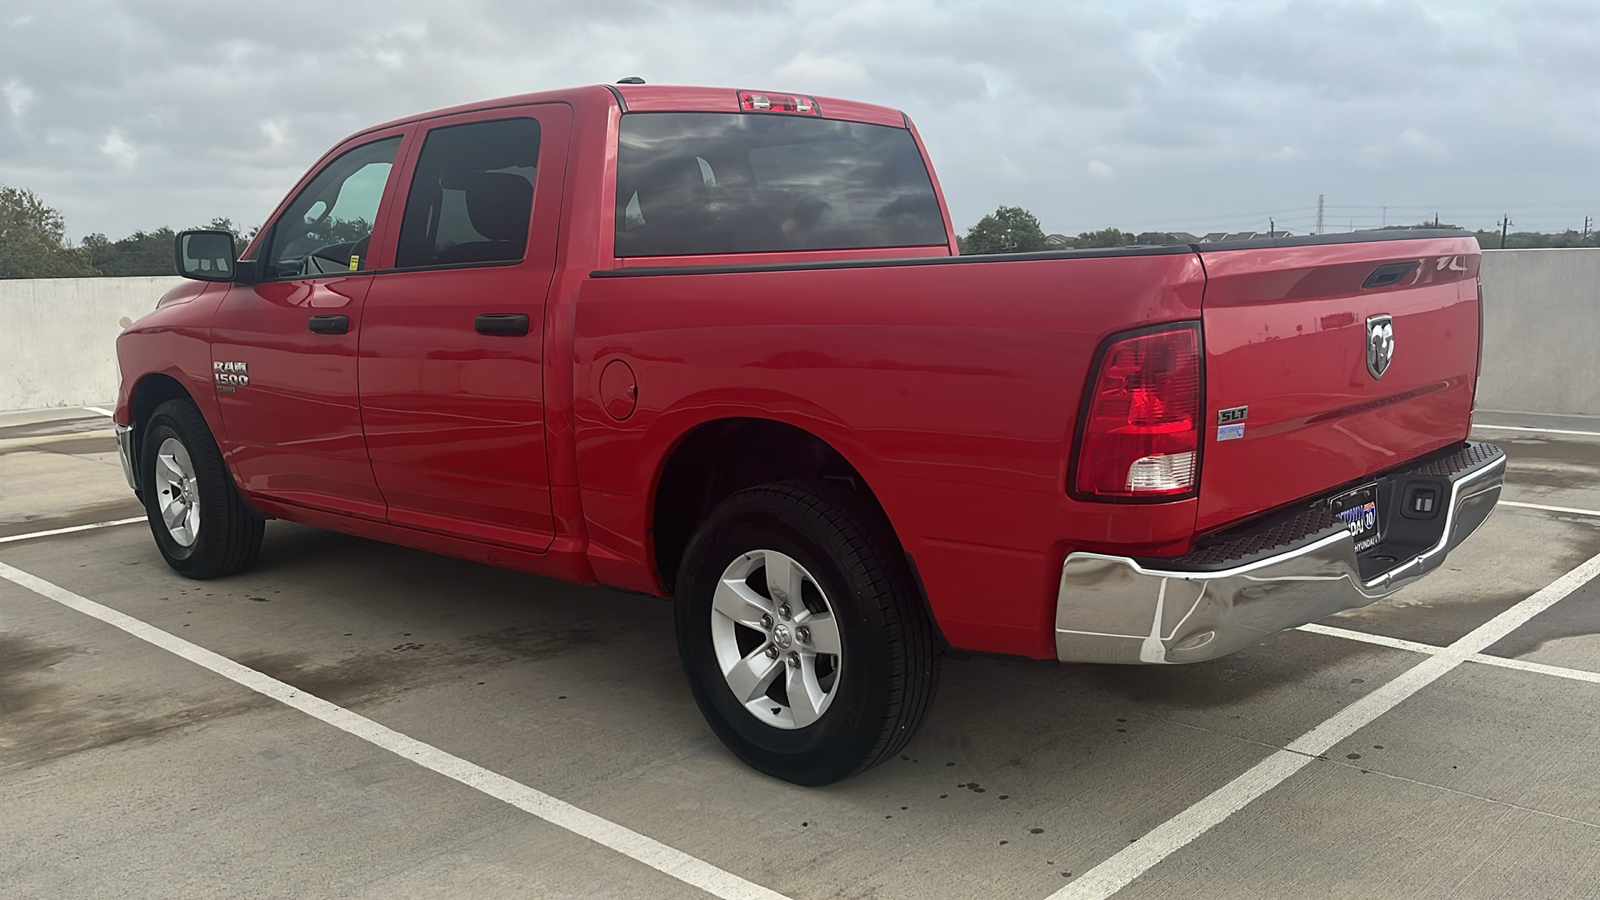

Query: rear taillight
[[1072, 322, 1203, 500]]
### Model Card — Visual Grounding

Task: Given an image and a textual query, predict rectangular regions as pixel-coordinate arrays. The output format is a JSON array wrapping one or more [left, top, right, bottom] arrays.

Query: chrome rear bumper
[[1054, 442, 1506, 665]]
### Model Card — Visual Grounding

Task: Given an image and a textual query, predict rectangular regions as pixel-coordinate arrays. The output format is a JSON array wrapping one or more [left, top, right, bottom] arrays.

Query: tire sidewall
[[140, 403, 233, 576], [676, 489, 896, 782]]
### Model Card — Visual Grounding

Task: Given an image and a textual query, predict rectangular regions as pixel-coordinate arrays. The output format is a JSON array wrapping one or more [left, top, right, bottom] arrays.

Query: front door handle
[[308, 314, 350, 334], [475, 313, 530, 336]]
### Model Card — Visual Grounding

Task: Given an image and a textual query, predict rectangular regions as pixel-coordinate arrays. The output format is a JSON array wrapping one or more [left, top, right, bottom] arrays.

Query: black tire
[[675, 479, 940, 785], [140, 399, 264, 579]]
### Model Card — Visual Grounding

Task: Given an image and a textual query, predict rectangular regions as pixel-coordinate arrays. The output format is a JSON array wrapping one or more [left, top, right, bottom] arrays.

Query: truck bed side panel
[[572, 251, 1206, 658]]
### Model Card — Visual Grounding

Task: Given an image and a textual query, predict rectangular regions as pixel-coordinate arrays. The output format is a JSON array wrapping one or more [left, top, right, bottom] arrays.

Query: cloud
[[1356, 127, 1452, 167], [2, 79, 33, 121], [1087, 160, 1115, 181], [99, 130, 137, 169]]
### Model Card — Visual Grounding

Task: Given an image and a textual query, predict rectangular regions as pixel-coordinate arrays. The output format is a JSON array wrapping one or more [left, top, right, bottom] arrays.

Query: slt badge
[[1365, 314, 1394, 380]]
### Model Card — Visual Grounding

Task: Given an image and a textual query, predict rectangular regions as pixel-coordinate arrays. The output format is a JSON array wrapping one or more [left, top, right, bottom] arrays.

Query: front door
[[209, 130, 410, 519], [358, 105, 570, 550]]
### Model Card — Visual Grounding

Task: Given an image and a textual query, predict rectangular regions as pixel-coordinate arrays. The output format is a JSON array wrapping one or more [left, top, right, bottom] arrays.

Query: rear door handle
[[475, 313, 530, 336], [308, 315, 350, 334]]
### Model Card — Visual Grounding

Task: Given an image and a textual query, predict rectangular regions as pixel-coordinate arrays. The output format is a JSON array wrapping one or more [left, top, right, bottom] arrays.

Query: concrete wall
[[1477, 248, 1600, 416], [0, 276, 181, 411], [1, 249, 1597, 414]]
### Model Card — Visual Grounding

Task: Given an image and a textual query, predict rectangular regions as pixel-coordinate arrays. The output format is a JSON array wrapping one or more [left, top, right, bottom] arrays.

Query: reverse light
[[737, 91, 821, 115], [1072, 323, 1203, 500]]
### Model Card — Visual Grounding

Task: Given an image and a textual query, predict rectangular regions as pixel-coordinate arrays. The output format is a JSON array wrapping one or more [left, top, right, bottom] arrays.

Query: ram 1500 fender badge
[[1366, 314, 1394, 380], [213, 360, 249, 391]]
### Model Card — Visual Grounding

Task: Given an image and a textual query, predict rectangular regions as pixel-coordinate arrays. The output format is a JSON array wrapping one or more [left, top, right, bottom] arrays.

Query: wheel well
[[127, 373, 195, 476], [652, 418, 883, 593]]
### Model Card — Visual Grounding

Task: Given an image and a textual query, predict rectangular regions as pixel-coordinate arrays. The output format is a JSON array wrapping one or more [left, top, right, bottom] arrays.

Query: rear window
[[615, 112, 948, 257]]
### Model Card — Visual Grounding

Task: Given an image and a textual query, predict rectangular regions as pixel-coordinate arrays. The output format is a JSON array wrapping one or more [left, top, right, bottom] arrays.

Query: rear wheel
[[675, 480, 940, 785], [140, 399, 264, 578]]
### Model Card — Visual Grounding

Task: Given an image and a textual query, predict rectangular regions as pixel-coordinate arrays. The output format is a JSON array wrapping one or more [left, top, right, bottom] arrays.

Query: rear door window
[[394, 117, 541, 269], [615, 113, 947, 257]]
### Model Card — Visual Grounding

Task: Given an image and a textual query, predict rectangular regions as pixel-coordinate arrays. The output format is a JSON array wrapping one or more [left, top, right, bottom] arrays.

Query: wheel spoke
[[161, 501, 186, 530], [798, 611, 842, 655], [762, 551, 805, 610], [786, 661, 824, 728], [712, 576, 773, 629], [724, 647, 782, 703], [157, 454, 184, 481]]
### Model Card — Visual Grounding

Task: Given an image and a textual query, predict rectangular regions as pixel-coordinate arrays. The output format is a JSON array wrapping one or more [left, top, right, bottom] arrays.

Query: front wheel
[[675, 480, 940, 785], [140, 399, 264, 579]]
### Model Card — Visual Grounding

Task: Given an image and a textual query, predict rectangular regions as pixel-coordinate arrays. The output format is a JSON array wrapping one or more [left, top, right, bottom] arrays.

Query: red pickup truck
[[114, 83, 1505, 784]]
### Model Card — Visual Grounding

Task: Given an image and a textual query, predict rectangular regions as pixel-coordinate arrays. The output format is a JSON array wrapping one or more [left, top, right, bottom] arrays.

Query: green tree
[[0, 185, 98, 278], [83, 227, 179, 276], [1077, 227, 1130, 249], [83, 217, 262, 276], [962, 205, 1049, 254], [1133, 231, 1182, 246]]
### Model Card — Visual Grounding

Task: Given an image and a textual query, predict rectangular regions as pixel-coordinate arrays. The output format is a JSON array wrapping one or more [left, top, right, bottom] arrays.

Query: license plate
[[1329, 483, 1381, 552]]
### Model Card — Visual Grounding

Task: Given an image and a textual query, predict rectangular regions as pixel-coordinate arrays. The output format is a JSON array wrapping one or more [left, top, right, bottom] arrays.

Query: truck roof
[[354, 83, 909, 142]]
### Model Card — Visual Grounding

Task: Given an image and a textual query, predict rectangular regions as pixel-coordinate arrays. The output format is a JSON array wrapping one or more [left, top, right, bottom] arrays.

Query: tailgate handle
[[1362, 261, 1419, 289], [307, 314, 350, 334], [475, 313, 530, 336]]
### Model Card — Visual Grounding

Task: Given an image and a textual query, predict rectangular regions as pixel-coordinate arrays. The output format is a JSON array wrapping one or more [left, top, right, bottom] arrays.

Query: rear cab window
[[615, 113, 948, 258]]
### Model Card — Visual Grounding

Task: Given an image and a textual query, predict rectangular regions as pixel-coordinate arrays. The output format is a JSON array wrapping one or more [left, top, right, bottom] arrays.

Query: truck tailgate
[[1196, 235, 1481, 534]]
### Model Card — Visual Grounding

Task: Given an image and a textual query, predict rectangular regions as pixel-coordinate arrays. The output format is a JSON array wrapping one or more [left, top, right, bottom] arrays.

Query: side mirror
[[174, 230, 242, 283]]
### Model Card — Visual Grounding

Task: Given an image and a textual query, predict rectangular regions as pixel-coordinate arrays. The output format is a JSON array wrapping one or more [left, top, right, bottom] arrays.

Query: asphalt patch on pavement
[[0, 630, 271, 772], [0, 415, 112, 441], [0, 499, 147, 539], [0, 436, 117, 457]]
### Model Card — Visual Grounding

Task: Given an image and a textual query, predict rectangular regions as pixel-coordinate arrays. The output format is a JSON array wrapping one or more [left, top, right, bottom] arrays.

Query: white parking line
[[1469, 653, 1600, 685], [0, 560, 792, 900], [1049, 546, 1600, 900], [1471, 423, 1600, 437], [1295, 623, 1441, 655], [81, 406, 115, 418], [1300, 622, 1600, 688], [1501, 500, 1600, 518], [0, 517, 146, 545]]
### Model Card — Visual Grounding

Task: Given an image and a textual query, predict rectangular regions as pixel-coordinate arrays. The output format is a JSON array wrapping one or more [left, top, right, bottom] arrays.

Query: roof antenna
[[616, 76, 645, 84]]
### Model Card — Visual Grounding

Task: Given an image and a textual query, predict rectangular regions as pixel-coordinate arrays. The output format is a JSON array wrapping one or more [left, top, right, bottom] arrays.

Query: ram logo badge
[[1366, 315, 1395, 380]]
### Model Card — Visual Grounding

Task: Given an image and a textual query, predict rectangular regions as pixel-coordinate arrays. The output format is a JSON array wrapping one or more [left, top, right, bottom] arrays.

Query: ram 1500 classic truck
[[114, 83, 1505, 784]]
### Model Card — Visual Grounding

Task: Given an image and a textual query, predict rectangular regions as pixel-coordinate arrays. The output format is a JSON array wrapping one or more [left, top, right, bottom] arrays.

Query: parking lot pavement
[[0, 406, 144, 538], [2, 407, 1599, 899]]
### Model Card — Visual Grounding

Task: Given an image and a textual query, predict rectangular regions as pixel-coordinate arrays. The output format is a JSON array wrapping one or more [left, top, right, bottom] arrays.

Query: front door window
[[262, 137, 401, 278]]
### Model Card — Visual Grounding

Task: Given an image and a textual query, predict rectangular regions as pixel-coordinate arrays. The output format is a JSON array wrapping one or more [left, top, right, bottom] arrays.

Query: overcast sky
[[2, 0, 1597, 241]]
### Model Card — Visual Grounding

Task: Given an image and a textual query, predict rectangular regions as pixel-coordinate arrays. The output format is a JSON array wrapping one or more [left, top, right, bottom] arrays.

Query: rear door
[[357, 104, 571, 551], [1197, 235, 1481, 533], [209, 129, 410, 519]]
